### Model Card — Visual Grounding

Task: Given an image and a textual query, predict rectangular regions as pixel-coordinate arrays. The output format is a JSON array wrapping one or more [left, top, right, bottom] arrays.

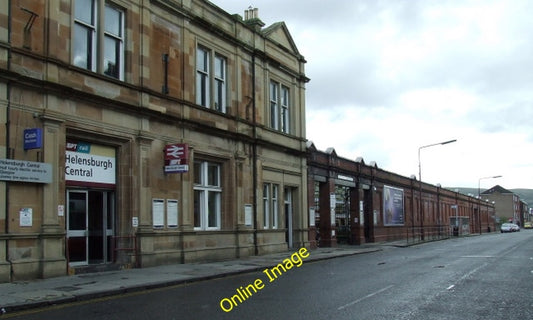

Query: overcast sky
[[214, 0, 533, 190]]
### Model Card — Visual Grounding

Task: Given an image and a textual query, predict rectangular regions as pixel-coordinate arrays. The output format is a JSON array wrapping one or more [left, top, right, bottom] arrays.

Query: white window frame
[[281, 86, 290, 134], [263, 184, 270, 228], [194, 161, 222, 231], [214, 54, 227, 112], [73, 0, 125, 80], [272, 185, 279, 229], [103, 3, 125, 79], [196, 46, 227, 113], [73, 0, 97, 72], [270, 81, 290, 133], [263, 183, 279, 229], [270, 81, 279, 130], [196, 46, 210, 108]]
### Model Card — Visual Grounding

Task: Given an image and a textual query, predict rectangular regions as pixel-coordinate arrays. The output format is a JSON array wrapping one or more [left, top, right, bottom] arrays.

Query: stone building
[[307, 144, 496, 247], [482, 185, 525, 226], [0, 0, 309, 282]]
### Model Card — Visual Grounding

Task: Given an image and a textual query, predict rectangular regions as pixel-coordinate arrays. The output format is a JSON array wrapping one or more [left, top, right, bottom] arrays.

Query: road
[[6, 231, 533, 320]]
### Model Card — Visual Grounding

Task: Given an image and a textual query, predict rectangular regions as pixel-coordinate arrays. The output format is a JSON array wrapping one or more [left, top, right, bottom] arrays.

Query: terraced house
[[0, 0, 309, 282]]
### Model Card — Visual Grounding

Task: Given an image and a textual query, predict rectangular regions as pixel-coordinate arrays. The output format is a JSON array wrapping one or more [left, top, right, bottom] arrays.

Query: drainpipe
[[437, 184, 441, 237], [251, 52, 258, 255], [410, 176, 415, 242], [5, 0, 13, 279]]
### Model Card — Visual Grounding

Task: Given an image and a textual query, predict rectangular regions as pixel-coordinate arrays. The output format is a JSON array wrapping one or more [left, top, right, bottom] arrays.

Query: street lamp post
[[418, 139, 457, 241], [478, 175, 502, 234]]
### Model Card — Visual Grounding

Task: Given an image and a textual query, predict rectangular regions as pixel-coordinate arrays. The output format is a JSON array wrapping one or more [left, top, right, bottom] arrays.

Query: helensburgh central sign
[[65, 141, 116, 187]]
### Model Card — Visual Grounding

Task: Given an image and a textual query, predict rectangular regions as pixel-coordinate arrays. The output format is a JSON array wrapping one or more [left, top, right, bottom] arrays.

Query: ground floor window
[[334, 185, 351, 244], [263, 183, 279, 229], [194, 161, 222, 230]]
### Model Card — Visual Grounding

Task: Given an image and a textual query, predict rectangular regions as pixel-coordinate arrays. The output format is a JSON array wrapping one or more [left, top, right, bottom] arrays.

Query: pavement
[[0, 242, 404, 314]]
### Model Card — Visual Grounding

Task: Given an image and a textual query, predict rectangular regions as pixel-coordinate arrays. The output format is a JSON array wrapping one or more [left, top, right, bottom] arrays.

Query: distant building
[[520, 200, 529, 224], [0, 0, 309, 282], [481, 185, 525, 225]]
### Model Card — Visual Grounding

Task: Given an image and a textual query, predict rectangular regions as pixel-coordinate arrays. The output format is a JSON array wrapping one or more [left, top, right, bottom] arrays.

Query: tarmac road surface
[[5, 232, 533, 320]]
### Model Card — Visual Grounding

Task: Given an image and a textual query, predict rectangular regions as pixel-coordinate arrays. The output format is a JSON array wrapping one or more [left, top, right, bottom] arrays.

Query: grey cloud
[[469, 100, 533, 134]]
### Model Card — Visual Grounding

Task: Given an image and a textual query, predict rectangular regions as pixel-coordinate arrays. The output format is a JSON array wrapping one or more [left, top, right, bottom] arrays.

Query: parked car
[[511, 224, 520, 232], [524, 222, 532, 229], [500, 223, 514, 233]]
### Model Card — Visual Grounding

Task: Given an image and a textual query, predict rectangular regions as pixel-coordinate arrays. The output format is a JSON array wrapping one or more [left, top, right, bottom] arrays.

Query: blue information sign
[[23, 128, 42, 150]]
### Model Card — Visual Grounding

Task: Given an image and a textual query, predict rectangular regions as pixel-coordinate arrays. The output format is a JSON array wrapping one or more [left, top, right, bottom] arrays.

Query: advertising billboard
[[383, 185, 404, 226]]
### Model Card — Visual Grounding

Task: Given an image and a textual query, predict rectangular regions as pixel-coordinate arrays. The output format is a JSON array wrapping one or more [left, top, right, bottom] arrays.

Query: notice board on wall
[[152, 199, 164, 228]]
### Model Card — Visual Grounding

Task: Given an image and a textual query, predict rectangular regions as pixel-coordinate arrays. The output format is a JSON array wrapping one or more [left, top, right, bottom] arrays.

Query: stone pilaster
[[0, 77, 10, 281], [136, 133, 154, 266], [39, 114, 66, 278]]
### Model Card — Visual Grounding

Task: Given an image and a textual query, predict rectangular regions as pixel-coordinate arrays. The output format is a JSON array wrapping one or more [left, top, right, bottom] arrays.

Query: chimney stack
[[244, 6, 259, 20], [243, 6, 265, 31]]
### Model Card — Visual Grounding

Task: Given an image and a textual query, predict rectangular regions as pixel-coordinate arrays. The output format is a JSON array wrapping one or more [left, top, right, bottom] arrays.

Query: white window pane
[[263, 184, 269, 228], [282, 87, 289, 105], [208, 192, 220, 228], [196, 48, 210, 107], [273, 185, 278, 228], [270, 102, 278, 129], [105, 5, 122, 36], [73, 23, 95, 71], [103, 36, 119, 78], [273, 200, 278, 228], [215, 56, 225, 78], [207, 164, 219, 186], [75, 0, 94, 24], [270, 82, 279, 129], [215, 79, 225, 112], [73, 24, 91, 69], [196, 73, 209, 106], [214, 55, 226, 112], [281, 107, 288, 133], [270, 82, 277, 99], [196, 48, 208, 72], [194, 190, 202, 228], [196, 74, 202, 105], [194, 162, 202, 184]]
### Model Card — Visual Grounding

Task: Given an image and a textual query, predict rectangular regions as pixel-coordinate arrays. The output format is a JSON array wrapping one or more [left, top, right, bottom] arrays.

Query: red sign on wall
[[164, 143, 189, 173]]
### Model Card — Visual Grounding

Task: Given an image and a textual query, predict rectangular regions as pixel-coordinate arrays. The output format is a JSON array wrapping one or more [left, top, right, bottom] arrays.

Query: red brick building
[[307, 143, 496, 247]]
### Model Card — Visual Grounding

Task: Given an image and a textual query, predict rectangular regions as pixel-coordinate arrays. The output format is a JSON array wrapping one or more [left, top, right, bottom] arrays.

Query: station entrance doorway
[[64, 139, 117, 268], [67, 190, 115, 266]]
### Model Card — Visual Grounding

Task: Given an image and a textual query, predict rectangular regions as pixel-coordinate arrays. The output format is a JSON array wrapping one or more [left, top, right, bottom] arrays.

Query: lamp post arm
[[418, 139, 457, 181]]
